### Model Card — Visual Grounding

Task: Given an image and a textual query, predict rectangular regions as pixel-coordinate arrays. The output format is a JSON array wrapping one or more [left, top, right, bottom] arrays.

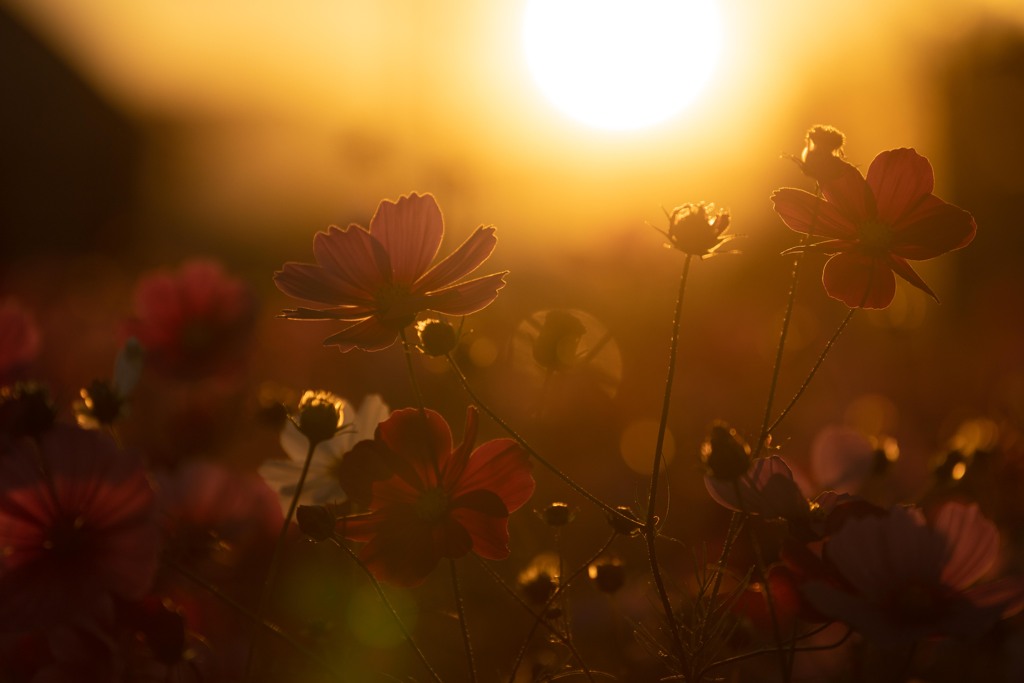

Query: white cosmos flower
[[258, 393, 390, 515]]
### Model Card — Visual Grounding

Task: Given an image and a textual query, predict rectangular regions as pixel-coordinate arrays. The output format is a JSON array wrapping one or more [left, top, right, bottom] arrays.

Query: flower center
[[414, 488, 449, 523], [857, 219, 893, 254], [43, 514, 89, 558], [373, 283, 417, 329]]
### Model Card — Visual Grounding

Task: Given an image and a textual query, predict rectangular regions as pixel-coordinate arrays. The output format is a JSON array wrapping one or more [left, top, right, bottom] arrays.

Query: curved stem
[[444, 354, 632, 525], [450, 559, 478, 683], [245, 436, 319, 680], [331, 539, 443, 682], [766, 308, 856, 436]]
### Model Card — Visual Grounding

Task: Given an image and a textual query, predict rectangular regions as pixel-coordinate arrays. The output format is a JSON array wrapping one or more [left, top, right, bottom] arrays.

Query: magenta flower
[[339, 406, 535, 586], [772, 148, 976, 309], [801, 502, 1024, 645], [274, 193, 508, 352], [0, 425, 161, 629], [124, 259, 256, 378]]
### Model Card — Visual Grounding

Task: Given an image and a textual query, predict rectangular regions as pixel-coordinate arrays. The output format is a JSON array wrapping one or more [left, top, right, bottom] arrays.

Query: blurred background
[[3, 0, 1024, 679]]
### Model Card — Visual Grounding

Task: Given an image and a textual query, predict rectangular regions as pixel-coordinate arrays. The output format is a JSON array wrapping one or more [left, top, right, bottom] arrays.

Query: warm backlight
[[523, 0, 723, 131]]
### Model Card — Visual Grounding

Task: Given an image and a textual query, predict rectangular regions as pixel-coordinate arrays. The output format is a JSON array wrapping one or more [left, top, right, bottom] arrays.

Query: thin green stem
[[766, 307, 856, 436], [331, 538, 443, 683], [167, 557, 346, 682], [450, 559, 478, 683], [754, 247, 806, 458], [647, 254, 691, 525], [643, 256, 692, 676], [245, 435, 320, 680], [444, 354, 633, 525]]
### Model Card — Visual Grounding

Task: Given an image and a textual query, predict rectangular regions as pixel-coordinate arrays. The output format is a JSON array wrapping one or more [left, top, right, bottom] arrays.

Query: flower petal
[[889, 197, 977, 260], [886, 255, 937, 301], [817, 159, 875, 224], [866, 148, 934, 223], [353, 509, 443, 587], [274, 262, 371, 307], [313, 225, 393, 295], [415, 226, 499, 294], [934, 502, 999, 590], [821, 252, 896, 309], [449, 439, 534, 514], [449, 506, 511, 560], [369, 193, 444, 284], [423, 272, 509, 316], [377, 408, 453, 492], [771, 189, 859, 240], [321, 317, 400, 353]]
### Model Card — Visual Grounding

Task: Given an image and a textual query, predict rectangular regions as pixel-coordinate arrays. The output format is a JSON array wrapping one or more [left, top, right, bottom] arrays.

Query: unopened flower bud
[[607, 505, 644, 537], [518, 553, 560, 605], [588, 556, 626, 593], [416, 318, 458, 356], [797, 125, 848, 183], [701, 420, 752, 481], [540, 501, 574, 527], [75, 379, 125, 428], [295, 390, 345, 445], [296, 504, 337, 541]]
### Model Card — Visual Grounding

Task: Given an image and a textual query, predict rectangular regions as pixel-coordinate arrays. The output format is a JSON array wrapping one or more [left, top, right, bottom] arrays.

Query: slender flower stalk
[[450, 559, 478, 683], [644, 255, 692, 674]]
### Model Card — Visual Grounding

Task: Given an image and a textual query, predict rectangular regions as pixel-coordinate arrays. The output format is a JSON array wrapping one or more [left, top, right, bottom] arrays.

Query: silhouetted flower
[[339, 406, 535, 586], [801, 502, 1024, 645], [124, 260, 256, 378], [657, 202, 735, 258], [701, 420, 753, 481], [275, 193, 508, 352], [0, 425, 160, 629], [772, 148, 976, 308], [259, 394, 390, 514]]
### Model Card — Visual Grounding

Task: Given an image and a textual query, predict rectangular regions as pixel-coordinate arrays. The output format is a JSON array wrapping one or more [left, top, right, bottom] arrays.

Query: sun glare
[[523, 0, 723, 131]]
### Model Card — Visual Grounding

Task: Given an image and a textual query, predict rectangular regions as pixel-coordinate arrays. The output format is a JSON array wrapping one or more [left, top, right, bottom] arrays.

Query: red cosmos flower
[[801, 502, 1024, 645], [338, 406, 535, 586], [0, 425, 161, 630], [124, 259, 256, 378], [274, 193, 508, 353], [772, 148, 976, 309]]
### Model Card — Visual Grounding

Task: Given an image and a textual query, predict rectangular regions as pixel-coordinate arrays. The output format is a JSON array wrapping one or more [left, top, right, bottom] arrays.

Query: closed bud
[[607, 505, 644, 537], [664, 202, 734, 258], [797, 125, 849, 183], [588, 556, 626, 593], [75, 379, 125, 429], [416, 318, 459, 356], [540, 501, 574, 527], [518, 552, 560, 605], [295, 390, 345, 445], [701, 420, 751, 481]]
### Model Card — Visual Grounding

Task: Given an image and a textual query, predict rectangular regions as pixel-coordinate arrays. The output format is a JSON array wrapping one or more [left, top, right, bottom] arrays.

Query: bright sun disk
[[523, 0, 723, 131]]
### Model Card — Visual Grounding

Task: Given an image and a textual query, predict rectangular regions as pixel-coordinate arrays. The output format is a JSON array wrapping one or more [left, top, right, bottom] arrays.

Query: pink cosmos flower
[[124, 259, 256, 378], [801, 501, 1024, 645], [338, 406, 535, 586], [274, 193, 508, 353], [0, 425, 161, 630], [772, 149, 976, 309]]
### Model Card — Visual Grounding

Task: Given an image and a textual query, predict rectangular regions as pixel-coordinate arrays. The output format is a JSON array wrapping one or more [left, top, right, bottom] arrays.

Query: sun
[[523, 0, 723, 131]]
